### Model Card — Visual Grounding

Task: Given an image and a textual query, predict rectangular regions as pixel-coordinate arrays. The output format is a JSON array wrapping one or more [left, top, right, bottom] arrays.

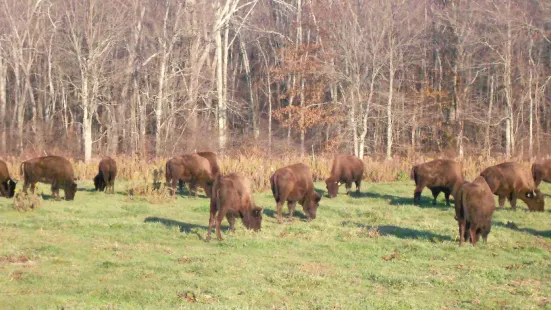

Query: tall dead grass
[[1, 154, 534, 192]]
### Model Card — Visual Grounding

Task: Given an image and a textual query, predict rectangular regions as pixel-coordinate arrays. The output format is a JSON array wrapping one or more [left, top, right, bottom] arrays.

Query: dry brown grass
[[12, 191, 42, 212], [123, 182, 173, 204], [1, 154, 535, 192]]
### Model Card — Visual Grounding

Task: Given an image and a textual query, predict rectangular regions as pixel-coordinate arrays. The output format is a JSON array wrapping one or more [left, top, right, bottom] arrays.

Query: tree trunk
[[0, 54, 6, 153], [386, 45, 394, 160], [82, 69, 92, 162], [486, 75, 494, 159]]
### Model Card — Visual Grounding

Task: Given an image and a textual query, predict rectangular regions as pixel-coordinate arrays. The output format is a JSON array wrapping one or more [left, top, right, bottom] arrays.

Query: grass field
[[1, 181, 550, 309]]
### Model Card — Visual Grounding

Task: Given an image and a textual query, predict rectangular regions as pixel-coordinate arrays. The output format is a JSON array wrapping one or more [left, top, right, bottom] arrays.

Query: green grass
[[1, 181, 550, 309]]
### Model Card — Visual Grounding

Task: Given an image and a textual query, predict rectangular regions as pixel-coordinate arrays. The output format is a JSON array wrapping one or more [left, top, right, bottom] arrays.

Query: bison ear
[[526, 191, 535, 199]]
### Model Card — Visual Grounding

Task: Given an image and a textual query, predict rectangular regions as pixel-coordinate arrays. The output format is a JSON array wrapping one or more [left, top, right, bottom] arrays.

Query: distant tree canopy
[[0, 0, 550, 160]]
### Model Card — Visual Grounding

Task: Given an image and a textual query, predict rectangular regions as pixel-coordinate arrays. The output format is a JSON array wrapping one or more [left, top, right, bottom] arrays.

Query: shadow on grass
[[263, 207, 308, 221], [355, 192, 452, 209], [342, 221, 452, 241], [144, 216, 230, 241], [494, 221, 551, 238]]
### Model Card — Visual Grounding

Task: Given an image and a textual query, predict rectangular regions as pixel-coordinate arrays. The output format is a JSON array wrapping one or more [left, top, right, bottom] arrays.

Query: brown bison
[[165, 154, 214, 197], [270, 163, 322, 223], [454, 176, 496, 246], [93, 157, 117, 194], [179, 151, 221, 192], [206, 173, 263, 241], [480, 162, 544, 212], [20, 156, 77, 200], [0, 159, 16, 198], [531, 159, 551, 187], [325, 154, 364, 198], [410, 159, 464, 206]]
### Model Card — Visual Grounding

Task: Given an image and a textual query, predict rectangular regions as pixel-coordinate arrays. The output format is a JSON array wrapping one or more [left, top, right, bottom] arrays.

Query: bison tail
[[410, 166, 418, 184], [271, 174, 279, 202]]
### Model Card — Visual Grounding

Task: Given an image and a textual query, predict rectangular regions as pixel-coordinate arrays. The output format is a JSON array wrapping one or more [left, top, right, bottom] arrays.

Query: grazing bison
[[270, 163, 322, 223], [179, 151, 221, 192], [20, 156, 77, 200], [454, 176, 496, 246], [480, 162, 544, 212], [93, 157, 117, 194], [0, 159, 16, 198], [325, 154, 364, 198], [206, 173, 263, 241], [165, 154, 214, 197], [531, 159, 551, 187], [410, 159, 464, 206]]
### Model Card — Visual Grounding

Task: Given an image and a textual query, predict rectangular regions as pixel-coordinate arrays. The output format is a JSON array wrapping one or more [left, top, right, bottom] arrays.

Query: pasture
[[1, 181, 550, 309]]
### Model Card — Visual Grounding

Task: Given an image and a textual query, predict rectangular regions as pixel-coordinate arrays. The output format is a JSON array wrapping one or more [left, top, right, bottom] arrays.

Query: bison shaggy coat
[[206, 173, 263, 241], [480, 162, 544, 212], [454, 176, 496, 246], [20, 156, 77, 200], [410, 159, 464, 206], [325, 154, 364, 198], [165, 154, 214, 197], [179, 151, 221, 192], [270, 163, 321, 223], [0, 159, 16, 198], [93, 157, 117, 194], [531, 159, 551, 187]]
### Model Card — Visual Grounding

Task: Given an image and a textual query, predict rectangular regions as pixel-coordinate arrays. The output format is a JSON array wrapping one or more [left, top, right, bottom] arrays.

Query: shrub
[[13, 192, 42, 212]]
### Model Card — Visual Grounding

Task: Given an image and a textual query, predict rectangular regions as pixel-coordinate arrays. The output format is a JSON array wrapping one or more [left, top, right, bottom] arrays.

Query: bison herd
[[0, 153, 549, 246]]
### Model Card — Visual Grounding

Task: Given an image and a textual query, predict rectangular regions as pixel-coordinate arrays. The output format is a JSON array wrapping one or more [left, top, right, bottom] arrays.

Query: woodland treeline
[[1, 0, 551, 161]]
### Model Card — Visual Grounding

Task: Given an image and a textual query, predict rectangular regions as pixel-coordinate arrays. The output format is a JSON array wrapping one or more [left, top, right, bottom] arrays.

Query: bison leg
[[355, 179, 361, 194], [276, 201, 285, 224], [458, 220, 466, 246], [509, 192, 517, 209], [413, 183, 426, 205], [345, 181, 352, 195], [498, 196, 506, 209], [470, 226, 479, 246], [443, 189, 451, 207], [22, 181, 30, 194], [0, 182, 8, 197], [206, 211, 216, 242], [287, 201, 297, 222], [430, 188, 440, 205], [226, 214, 236, 232], [215, 210, 226, 241]]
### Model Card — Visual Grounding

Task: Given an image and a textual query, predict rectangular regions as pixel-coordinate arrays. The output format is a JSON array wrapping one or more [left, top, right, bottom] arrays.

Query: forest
[[1, 0, 551, 161]]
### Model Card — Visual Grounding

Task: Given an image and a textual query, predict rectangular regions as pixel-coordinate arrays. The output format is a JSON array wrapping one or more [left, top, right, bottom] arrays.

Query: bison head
[[65, 182, 78, 200], [7, 179, 16, 198], [325, 178, 339, 198], [246, 206, 263, 231], [303, 192, 322, 221], [93, 174, 105, 191], [524, 189, 544, 212]]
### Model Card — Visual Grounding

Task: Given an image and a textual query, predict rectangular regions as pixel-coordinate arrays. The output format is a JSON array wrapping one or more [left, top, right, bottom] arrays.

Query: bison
[[0, 159, 16, 198], [325, 154, 364, 198], [480, 162, 544, 212], [270, 163, 322, 223], [20, 156, 77, 200], [206, 173, 263, 241], [165, 154, 214, 198], [93, 157, 117, 194], [531, 159, 551, 187], [454, 176, 496, 246], [410, 159, 464, 206], [179, 151, 221, 192]]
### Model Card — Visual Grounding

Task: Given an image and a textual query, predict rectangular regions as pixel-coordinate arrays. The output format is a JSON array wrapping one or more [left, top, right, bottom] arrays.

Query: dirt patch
[[0, 255, 36, 266]]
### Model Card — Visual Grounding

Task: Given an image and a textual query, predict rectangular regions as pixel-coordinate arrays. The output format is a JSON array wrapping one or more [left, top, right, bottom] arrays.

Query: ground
[[1, 181, 550, 309]]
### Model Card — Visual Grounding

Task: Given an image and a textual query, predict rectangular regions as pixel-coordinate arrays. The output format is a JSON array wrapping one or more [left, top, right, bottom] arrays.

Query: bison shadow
[[262, 208, 309, 221], [342, 221, 452, 241], [494, 221, 551, 238], [352, 192, 452, 209], [144, 216, 230, 241]]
